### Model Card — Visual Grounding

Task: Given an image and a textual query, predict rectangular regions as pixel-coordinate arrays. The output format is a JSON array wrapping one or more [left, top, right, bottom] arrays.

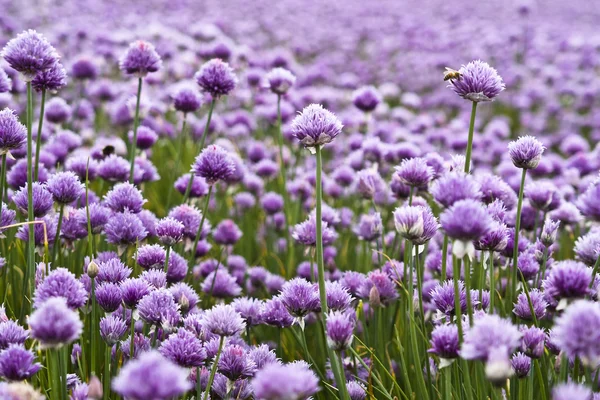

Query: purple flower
[[98, 154, 130, 182], [202, 269, 242, 298], [552, 383, 593, 400], [352, 85, 381, 112], [574, 232, 600, 266], [431, 280, 467, 317], [232, 297, 264, 327], [130, 126, 158, 150], [475, 220, 509, 252], [520, 326, 545, 359], [578, 181, 600, 222], [394, 205, 439, 245], [1, 30, 59, 81], [16, 215, 57, 247], [0, 69, 11, 93], [280, 278, 321, 319], [168, 204, 203, 239], [542, 260, 591, 305], [104, 211, 147, 247], [0, 345, 41, 381], [292, 215, 337, 246], [347, 381, 367, 400], [120, 278, 150, 308], [96, 258, 131, 284], [251, 361, 320, 400], [260, 297, 294, 328], [140, 269, 167, 290], [195, 58, 237, 98], [120, 333, 151, 361], [358, 270, 399, 306], [156, 217, 184, 246], [159, 328, 206, 368], [0, 321, 28, 350], [71, 57, 98, 80], [119, 40, 162, 77], [218, 344, 257, 380], [447, 60, 505, 102], [45, 97, 71, 124], [174, 174, 208, 198], [95, 282, 123, 313], [46, 171, 84, 205], [266, 67, 296, 95], [192, 145, 236, 185], [137, 289, 180, 327], [28, 297, 82, 348], [395, 157, 433, 188], [103, 182, 145, 213], [31, 62, 67, 92], [99, 314, 127, 345], [261, 192, 284, 215], [326, 311, 355, 350], [508, 136, 545, 170], [431, 172, 482, 209], [213, 219, 242, 246], [325, 281, 353, 312], [513, 289, 547, 321], [13, 183, 54, 218], [201, 304, 245, 337], [136, 244, 166, 269], [354, 212, 382, 241], [554, 300, 600, 366], [112, 351, 191, 400], [34, 267, 88, 309], [290, 103, 343, 148], [0, 109, 26, 155], [429, 324, 460, 360], [540, 219, 560, 247], [248, 344, 278, 370], [172, 87, 202, 113], [511, 353, 531, 378]]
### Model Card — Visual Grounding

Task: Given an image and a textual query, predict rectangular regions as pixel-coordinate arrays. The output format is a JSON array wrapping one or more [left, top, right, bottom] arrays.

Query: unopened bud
[[87, 260, 99, 279], [88, 375, 103, 399], [369, 286, 381, 308]]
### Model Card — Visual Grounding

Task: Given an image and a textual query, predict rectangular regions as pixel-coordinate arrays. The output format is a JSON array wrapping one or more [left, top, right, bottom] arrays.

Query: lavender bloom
[[447, 60, 505, 102], [358, 270, 399, 306], [169, 282, 199, 312], [104, 211, 147, 247], [232, 297, 263, 327], [266, 67, 296, 95], [174, 174, 208, 198], [574, 232, 600, 266], [429, 324, 460, 361], [554, 300, 600, 366], [292, 215, 337, 246], [476, 220, 509, 252], [541, 219, 560, 247], [137, 244, 166, 269], [578, 182, 600, 221], [520, 326, 545, 359], [393, 205, 439, 245], [98, 154, 130, 182], [159, 328, 206, 368], [517, 252, 539, 280], [542, 260, 591, 305], [325, 281, 353, 312], [508, 136, 545, 170], [192, 145, 236, 185], [553, 384, 593, 400], [202, 304, 245, 337], [1, 30, 59, 81], [140, 269, 167, 290], [290, 103, 343, 149], [119, 40, 162, 77], [201, 269, 242, 298], [156, 217, 184, 246], [13, 183, 54, 217], [430, 172, 482, 209], [71, 57, 98, 80], [103, 182, 145, 213], [260, 297, 294, 328], [248, 344, 278, 370], [33, 267, 88, 309], [46, 171, 84, 204], [28, 297, 82, 348], [31, 62, 67, 92], [218, 344, 257, 380], [130, 126, 158, 150], [213, 219, 242, 245], [96, 258, 131, 284], [16, 215, 57, 247], [112, 351, 191, 400], [352, 85, 381, 112], [172, 87, 202, 113], [99, 314, 127, 345], [280, 278, 320, 319], [0, 321, 28, 350], [513, 289, 547, 321], [0, 109, 26, 155], [354, 212, 382, 241], [395, 157, 433, 188], [441, 199, 492, 258], [45, 97, 71, 124], [326, 311, 355, 350], [431, 280, 467, 317], [511, 353, 531, 378], [261, 192, 284, 215], [120, 333, 151, 361], [251, 361, 320, 400], [95, 282, 123, 312], [0, 70, 11, 93], [137, 289, 180, 327], [195, 59, 237, 98], [347, 381, 367, 400], [0, 345, 41, 381], [121, 278, 150, 308]]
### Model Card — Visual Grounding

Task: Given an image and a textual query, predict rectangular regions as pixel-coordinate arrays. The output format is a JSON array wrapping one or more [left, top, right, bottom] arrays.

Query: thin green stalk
[[464, 257, 473, 325], [196, 366, 202, 400], [511, 168, 527, 312], [464, 101, 478, 173], [203, 335, 224, 400], [128, 77, 143, 183], [90, 278, 97, 375], [104, 343, 111, 400], [165, 112, 188, 210], [489, 251, 495, 313], [534, 359, 548, 400], [163, 246, 171, 273], [22, 81, 35, 322], [589, 254, 600, 289], [85, 159, 94, 258], [443, 367, 452, 400], [0, 154, 6, 226], [34, 89, 46, 180], [189, 185, 213, 264], [60, 347, 68, 400], [129, 311, 135, 359], [183, 99, 216, 202], [441, 235, 449, 280], [52, 204, 65, 265]]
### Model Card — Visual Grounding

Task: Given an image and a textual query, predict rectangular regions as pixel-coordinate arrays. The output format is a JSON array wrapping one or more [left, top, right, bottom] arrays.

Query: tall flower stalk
[[128, 77, 143, 183]]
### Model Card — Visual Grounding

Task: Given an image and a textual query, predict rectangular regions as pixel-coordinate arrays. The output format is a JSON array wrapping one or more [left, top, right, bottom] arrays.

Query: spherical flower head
[[201, 269, 242, 298], [554, 300, 600, 366], [461, 314, 521, 361], [358, 270, 399, 306], [578, 181, 600, 222], [119, 40, 162, 77], [325, 281, 353, 312], [46, 171, 84, 204], [95, 282, 123, 312], [429, 323, 460, 361], [99, 314, 127, 345], [394, 205, 439, 245], [290, 103, 343, 149], [71, 57, 98, 80], [261, 192, 284, 215], [0, 345, 41, 381], [394, 157, 433, 188], [0, 109, 26, 155], [292, 215, 337, 247], [326, 311, 355, 350], [441, 199, 492, 258], [431, 172, 482, 209], [201, 304, 245, 337], [112, 351, 191, 400], [169, 282, 199, 313], [0, 321, 28, 350], [137, 289, 180, 327], [1, 30, 59, 81], [542, 260, 591, 305], [252, 361, 320, 400], [0, 69, 11, 93], [13, 183, 54, 218], [448, 60, 505, 102], [511, 352, 531, 378], [218, 344, 257, 380], [352, 85, 381, 112], [552, 383, 593, 400], [266, 67, 296, 95], [194, 58, 237, 98], [159, 328, 206, 368], [104, 211, 147, 247], [248, 344, 278, 370], [156, 217, 184, 246], [260, 296, 294, 328], [213, 219, 242, 246], [45, 97, 71, 124], [28, 297, 82, 348], [192, 145, 236, 185], [129, 126, 158, 150], [120, 278, 150, 308], [513, 289, 547, 321], [96, 258, 131, 284], [354, 212, 383, 241], [98, 154, 130, 182], [34, 267, 88, 310], [508, 136, 545, 169], [356, 167, 385, 200], [16, 215, 57, 247], [475, 220, 509, 252], [168, 204, 202, 239], [431, 280, 467, 317], [232, 297, 263, 327], [103, 182, 145, 214], [31, 62, 67, 92], [172, 87, 202, 113], [574, 232, 600, 266], [520, 326, 545, 359], [280, 278, 320, 319]]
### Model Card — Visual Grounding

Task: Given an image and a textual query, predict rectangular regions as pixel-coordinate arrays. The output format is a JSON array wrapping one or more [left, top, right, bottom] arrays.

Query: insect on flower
[[443, 67, 462, 81]]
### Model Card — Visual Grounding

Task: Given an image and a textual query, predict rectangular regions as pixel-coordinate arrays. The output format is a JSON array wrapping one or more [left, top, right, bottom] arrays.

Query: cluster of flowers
[[0, 1, 598, 399]]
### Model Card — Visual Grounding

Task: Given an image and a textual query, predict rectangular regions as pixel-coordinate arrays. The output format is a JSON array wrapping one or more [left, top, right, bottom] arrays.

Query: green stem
[[489, 252, 495, 313], [165, 112, 188, 211], [90, 278, 97, 375], [104, 343, 111, 399], [203, 335, 224, 400], [464, 257, 473, 325], [52, 204, 65, 265], [511, 168, 527, 313], [464, 101, 478, 173], [189, 185, 213, 265], [163, 246, 171, 273], [441, 234, 449, 279], [315, 145, 327, 314], [128, 77, 143, 183], [129, 311, 135, 359], [22, 81, 35, 322], [34, 89, 46, 181], [0, 154, 6, 225]]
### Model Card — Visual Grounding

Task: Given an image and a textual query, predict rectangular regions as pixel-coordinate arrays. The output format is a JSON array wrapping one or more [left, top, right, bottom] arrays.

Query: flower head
[[554, 300, 600, 366], [0, 109, 26, 155], [28, 297, 82, 348], [252, 361, 320, 400], [195, 59, 237, 98], [352, 85, 381, 112], [34, 267, 88, 309], [0, 345, 41, 381], [508, 136, 545, 169], [192, 145, 236, 185], [447, 60, 505, 102], [46, 171, 84, 204], [290, 104, 343, 149], [201, 304, 245, 337], [1, 30, 59, 81], [119, 40, 162, 77], [266, 67, 296, 95], [326, 311, 355, 350]]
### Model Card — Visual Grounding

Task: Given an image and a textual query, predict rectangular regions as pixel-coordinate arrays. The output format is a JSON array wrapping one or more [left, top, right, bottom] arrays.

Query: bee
[[443, 67, 462, 81], [102, 145, 115, 157]]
